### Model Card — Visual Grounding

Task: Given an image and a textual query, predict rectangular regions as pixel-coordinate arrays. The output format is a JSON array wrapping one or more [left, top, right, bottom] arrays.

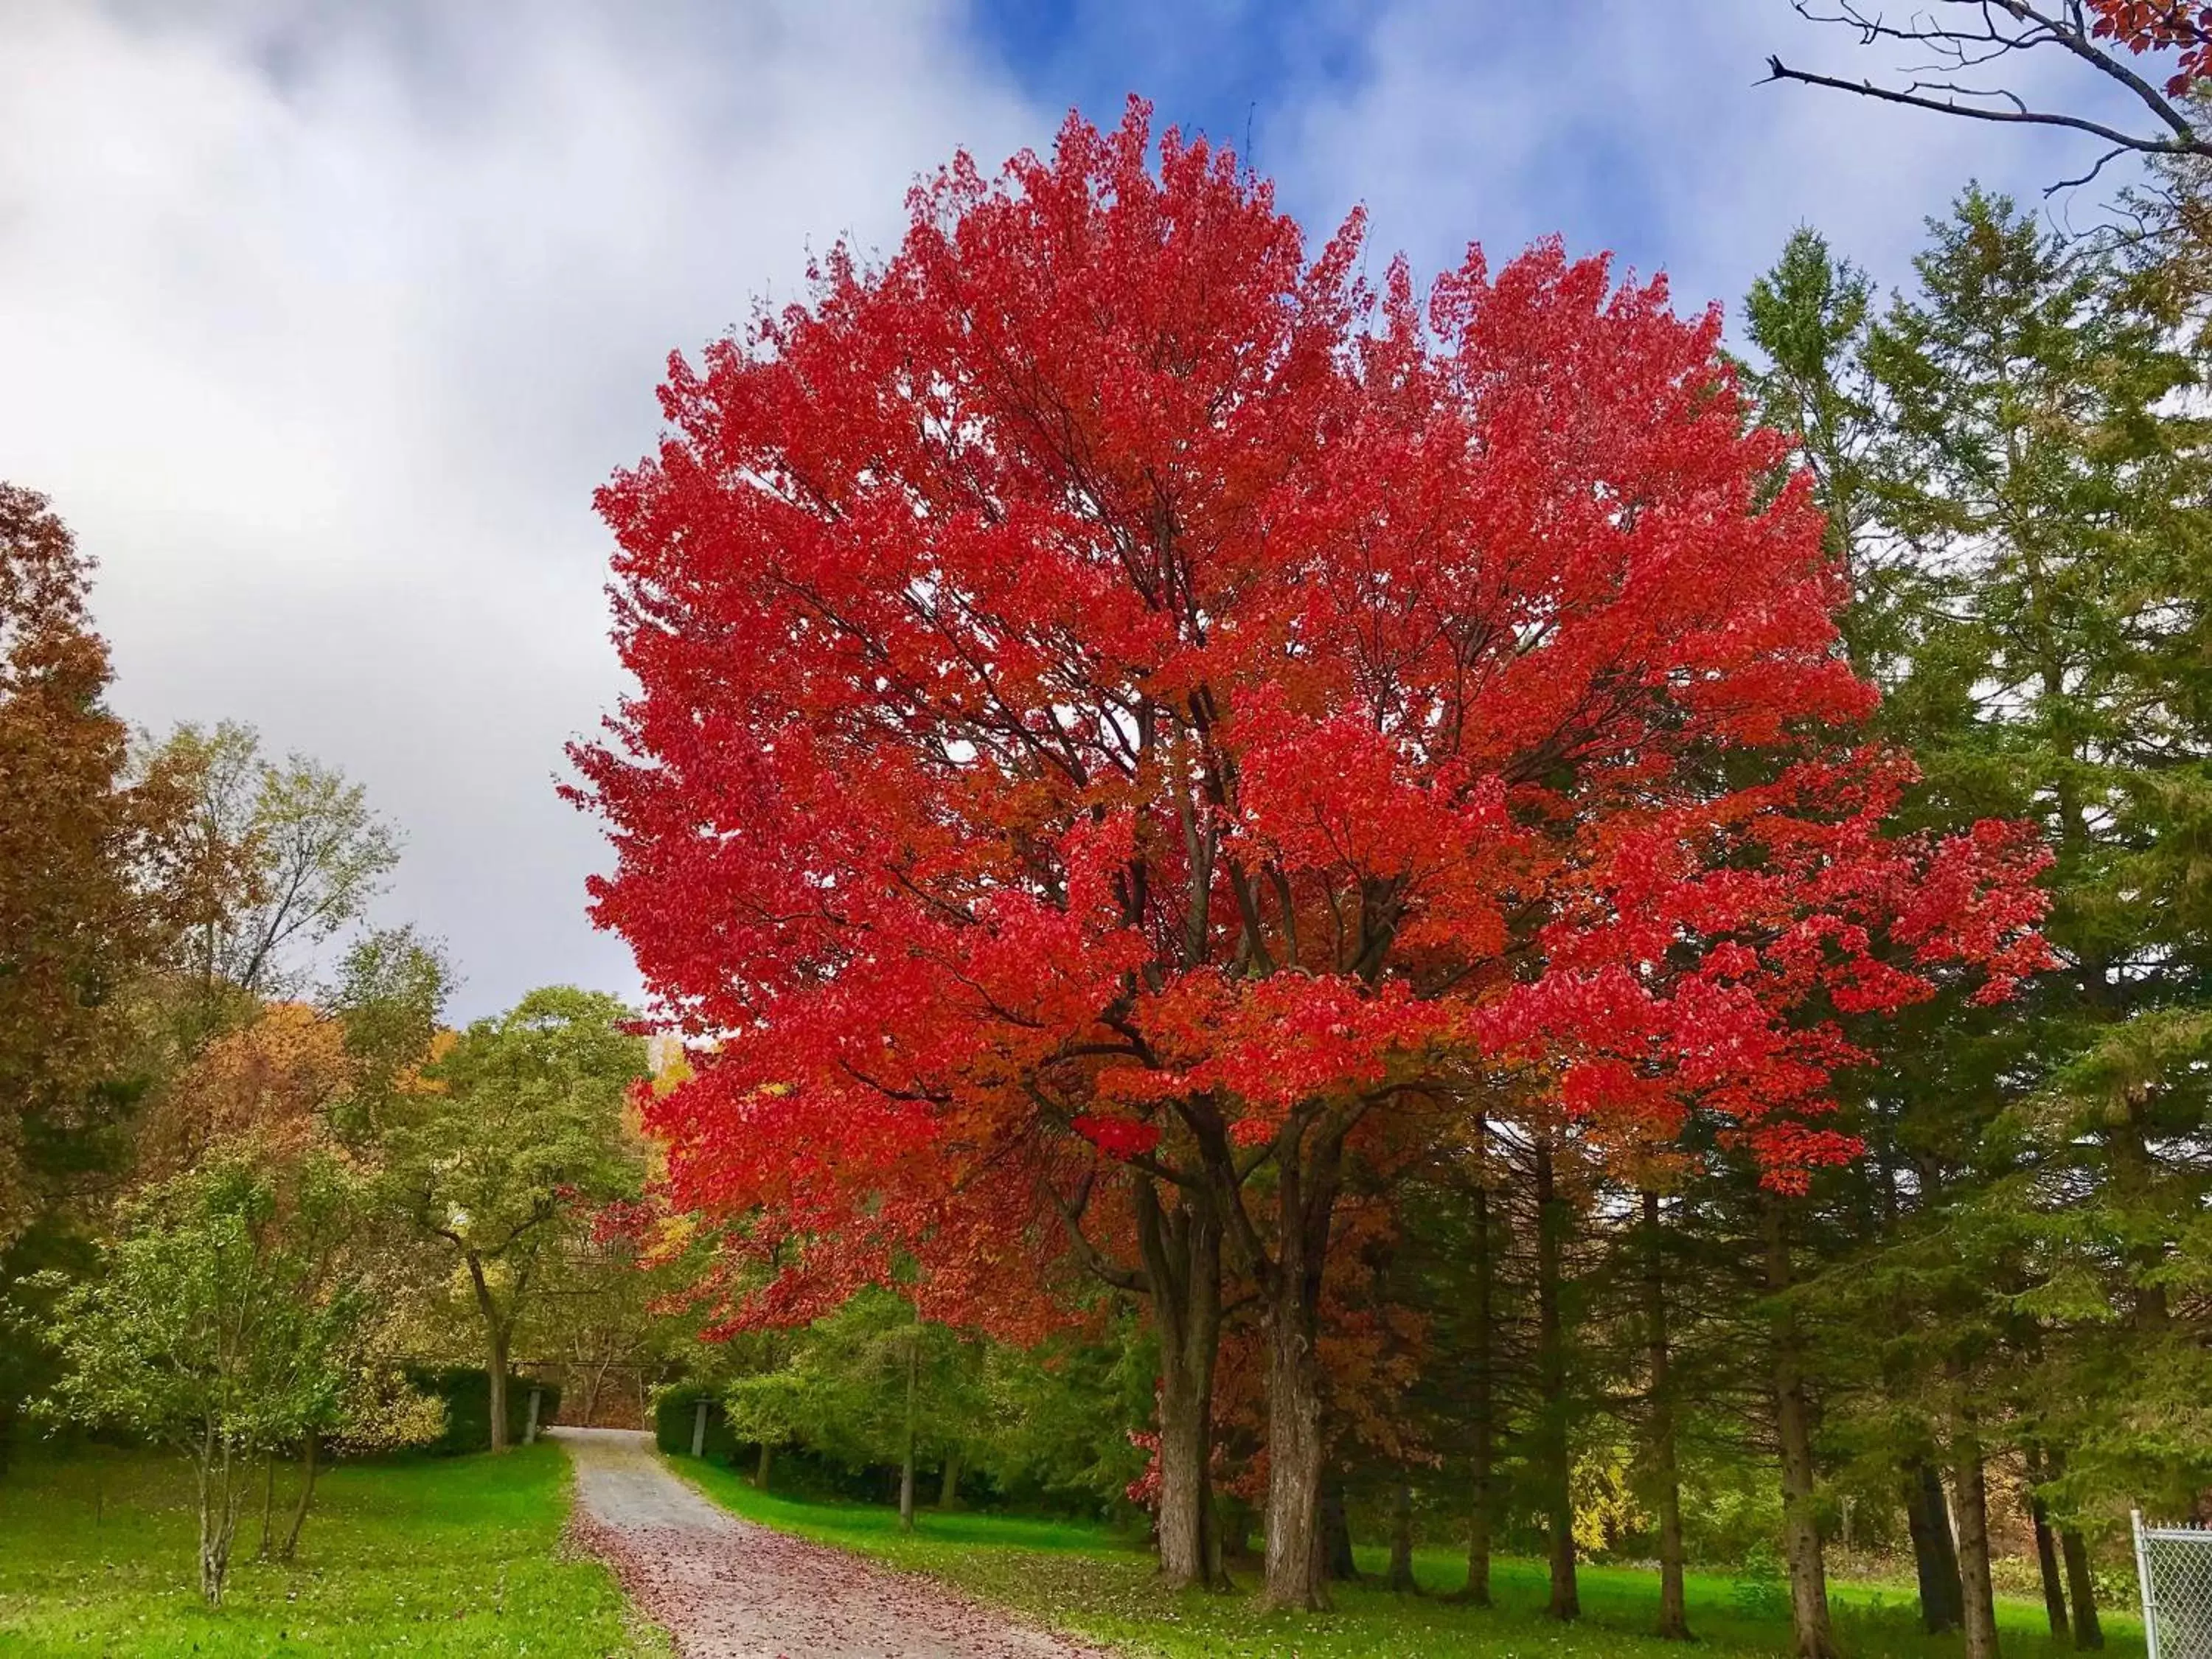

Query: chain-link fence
[[2136, 1512, 2212, 1658]]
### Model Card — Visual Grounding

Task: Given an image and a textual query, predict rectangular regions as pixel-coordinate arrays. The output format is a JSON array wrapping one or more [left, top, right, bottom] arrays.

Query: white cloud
[[0, 0, 1040, 1018], [1269, 0, 2137, 327]]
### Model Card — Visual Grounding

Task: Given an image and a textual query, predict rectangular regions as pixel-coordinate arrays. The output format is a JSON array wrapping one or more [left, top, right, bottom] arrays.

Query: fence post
[[2135, 1511, 2162, 1659], [691, 1397, 709, 1458], [524, 1387, 542, 1446]]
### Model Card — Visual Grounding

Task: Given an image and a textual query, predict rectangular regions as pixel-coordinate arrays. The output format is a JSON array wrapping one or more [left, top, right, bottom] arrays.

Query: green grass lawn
[[671, 1453, 2145, 1659], [0, 1441, 661, 1658]]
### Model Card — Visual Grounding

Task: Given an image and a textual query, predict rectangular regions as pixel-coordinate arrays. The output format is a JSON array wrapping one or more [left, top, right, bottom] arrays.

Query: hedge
[[404, 1368, 560, 1457], [652, 1384, 740, 1462]]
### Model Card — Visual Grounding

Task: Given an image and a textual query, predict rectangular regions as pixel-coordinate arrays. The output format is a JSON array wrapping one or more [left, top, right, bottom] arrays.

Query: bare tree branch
[[1765, 0, 2212, 190]]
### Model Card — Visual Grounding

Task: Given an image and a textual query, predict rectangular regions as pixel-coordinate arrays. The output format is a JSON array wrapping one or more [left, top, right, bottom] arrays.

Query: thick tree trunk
[[939, 1449, 962, 1509], [1641, 1191, 1690, 1641], [1259, 1286, 1329, 1610], [898, 1327, 919, 1534], [1387, 1478, 1417, 1592], [2059, 1528, 2104, 1650], [1903, 1457, 1964, 1633], [1140, 1183, 1225, 1591], [1462, 1152, 1495, 1607], [1535, 1136, 1579, 1622], [279, 1432, 319, 1561], [1949, 1428, 2000, 1659], [1764, 1197, 1839, 1659]]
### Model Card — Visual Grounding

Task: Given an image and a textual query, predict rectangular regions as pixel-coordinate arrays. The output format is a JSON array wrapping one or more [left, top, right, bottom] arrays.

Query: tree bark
[[1138, 1180, 1224, 1591], [257, 1453, 277, 1559], [754, 1439, 773, 1489], [466, 1252, 512, 1454], [195, 1427, 242, 1606], [1948, 1419, 2000, 1659], [279, 1432, 319, 1561], [1903, 1456, 1964, 1633], [1764, 1195, 1839, 1659], [1259, 1279, 1329, 1610], [2028, 1455, 2070, 1641], [1641, 1190, 1690, 1641], [1460, 1122, 1497, 1607], [2059, 1527, 2104, 1649], [1535, 1135, 1579, 1622], [1387, 1478, 1417, 1592], [939, 1449, 962, 1509], [898, 1324, 919, 1534]]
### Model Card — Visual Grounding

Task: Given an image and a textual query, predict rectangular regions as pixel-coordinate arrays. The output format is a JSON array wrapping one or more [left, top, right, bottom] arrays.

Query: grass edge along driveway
[[667, 1452, 2146, 1659]]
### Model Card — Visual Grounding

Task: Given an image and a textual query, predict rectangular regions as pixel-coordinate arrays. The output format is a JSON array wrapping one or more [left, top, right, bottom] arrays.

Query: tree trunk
[[1764, 1196, 1839, 1659], [195, 1428, 242, 1606], [279, 1432, 319, 1561], [2028, 1460, 2070, 1641], [1535, 1135, 1579, 1622], [938, 1449, 962, 1509], [2060, 1528, 2104, 1650], [466, 1252, 512, 1454], [1641, 1190, 1689, 1641], [1949, 1419, 2000, 1659], [1462, 1128, 1496, 1607], [1903, 1456, 1964, 1633], [898, 1324, 919, 1534], [1319, 1470, 1357, 1582], [1259, 1281, 1329, 1610], [1139, 1182, 1224, 1591], [1387, 1478, 1417, 1592], [487, 1326, 511, 1453], [257, 1453, 277, 1559], [754, 1439, 773, 1489]]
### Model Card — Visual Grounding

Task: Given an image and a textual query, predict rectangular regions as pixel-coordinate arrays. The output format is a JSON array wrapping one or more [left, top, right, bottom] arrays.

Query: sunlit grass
[[0, 1441, 661, 1657]]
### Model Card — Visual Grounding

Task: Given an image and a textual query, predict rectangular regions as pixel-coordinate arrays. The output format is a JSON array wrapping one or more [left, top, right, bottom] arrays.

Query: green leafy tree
[[379, 986, 646, 1450], [40, 1153, 366, 1603]]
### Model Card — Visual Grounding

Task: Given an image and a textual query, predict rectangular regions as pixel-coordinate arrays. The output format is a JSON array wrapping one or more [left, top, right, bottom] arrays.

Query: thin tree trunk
[[487, 1327, 510, 1453], [754, 1440, 773, 1489], [1387, 1478, 1417, 1592], [279, 1432, 319, 1561], [898, 1323, 919, 1534], [938, 1449, 962, 1509], [1949, 1417, 2000, 1659], [2060, 1527, 2104, 1650], [257, 1453, 277, 1559], [1641, 1190, 1689, 1640], [1535, 1135, 1579, 1622], [466, 1253, 512, 1453], [1903, 1456, 1964, 1633], [1462, 1123, 1495, 1607], [1764, 1195, 1839, 1659], [2028, 1455, 2070, 1641]]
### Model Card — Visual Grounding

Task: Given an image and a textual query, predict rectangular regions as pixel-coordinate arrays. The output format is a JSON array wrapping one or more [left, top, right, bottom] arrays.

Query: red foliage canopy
[[2088, 1, 2212, 95], [572, 104, 2047, 1330]]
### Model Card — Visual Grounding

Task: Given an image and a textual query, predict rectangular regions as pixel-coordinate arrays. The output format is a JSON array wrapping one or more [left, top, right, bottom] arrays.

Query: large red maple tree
[[574, 102, 2047, 1610]]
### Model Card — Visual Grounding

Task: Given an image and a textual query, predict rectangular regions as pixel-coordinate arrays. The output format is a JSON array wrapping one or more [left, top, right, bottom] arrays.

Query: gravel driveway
[[551, 1427, 1107, 1659]]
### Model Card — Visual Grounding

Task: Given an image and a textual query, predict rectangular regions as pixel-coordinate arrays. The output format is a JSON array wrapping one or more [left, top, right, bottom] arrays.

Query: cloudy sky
[[0, 0, 2137, 1019]]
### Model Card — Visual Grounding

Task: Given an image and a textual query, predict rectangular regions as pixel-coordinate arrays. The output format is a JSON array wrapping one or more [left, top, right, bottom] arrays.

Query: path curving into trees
[[553, 1427, 1103, 1659]]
